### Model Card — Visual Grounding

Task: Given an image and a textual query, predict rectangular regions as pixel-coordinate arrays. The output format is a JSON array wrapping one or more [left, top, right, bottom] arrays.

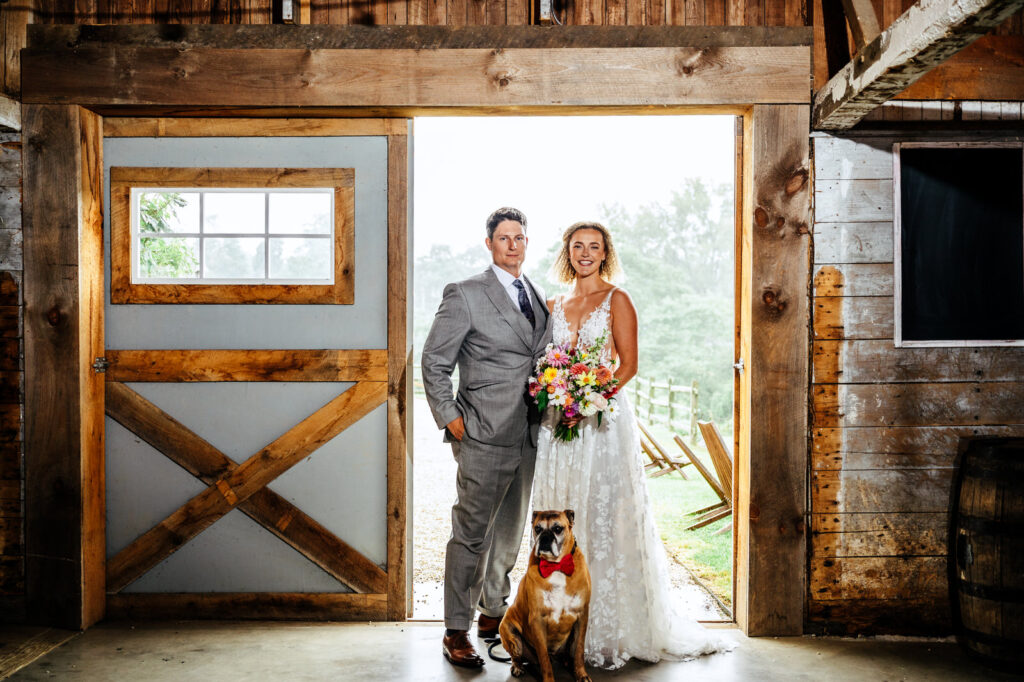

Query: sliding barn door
[[99, 121, 411, 620]]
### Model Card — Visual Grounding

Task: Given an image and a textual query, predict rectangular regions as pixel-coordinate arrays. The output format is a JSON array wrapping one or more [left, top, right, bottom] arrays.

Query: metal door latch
[[92, 357, 109, 373], [733, 358, 745, 375]]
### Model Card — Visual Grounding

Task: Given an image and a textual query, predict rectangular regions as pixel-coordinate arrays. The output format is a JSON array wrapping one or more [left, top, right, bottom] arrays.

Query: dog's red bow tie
[[538, 554, 575, 579]]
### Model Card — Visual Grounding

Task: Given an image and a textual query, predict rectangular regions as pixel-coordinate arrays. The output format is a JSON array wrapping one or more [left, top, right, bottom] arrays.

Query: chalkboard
[[897, 145, 1024, 345]]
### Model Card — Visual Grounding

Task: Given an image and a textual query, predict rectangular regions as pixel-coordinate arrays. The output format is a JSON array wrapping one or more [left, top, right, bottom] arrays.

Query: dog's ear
[[532, 510, 542, 524], [564, 509, 575, 527]]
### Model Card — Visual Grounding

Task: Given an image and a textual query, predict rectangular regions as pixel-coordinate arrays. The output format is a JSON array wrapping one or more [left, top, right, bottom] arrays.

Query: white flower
[[580, 402, 598, 417], [590, 394, 608, 411]]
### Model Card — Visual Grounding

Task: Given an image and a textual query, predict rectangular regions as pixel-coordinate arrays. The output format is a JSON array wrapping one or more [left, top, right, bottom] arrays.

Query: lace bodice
[[552, 289, 616, 363]]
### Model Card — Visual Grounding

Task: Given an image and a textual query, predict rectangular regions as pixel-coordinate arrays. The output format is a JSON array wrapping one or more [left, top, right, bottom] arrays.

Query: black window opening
[[896, 144, 1024, 346]]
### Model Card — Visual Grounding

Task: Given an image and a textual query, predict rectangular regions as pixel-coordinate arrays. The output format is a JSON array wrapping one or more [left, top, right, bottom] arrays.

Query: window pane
[[204, 238, 265, 279], [269, 238, 333, 280], [269, 193, 333, 235], [139, 237, 200, 278], [139, 192, 200, 234], [204, 193, 266, 234]]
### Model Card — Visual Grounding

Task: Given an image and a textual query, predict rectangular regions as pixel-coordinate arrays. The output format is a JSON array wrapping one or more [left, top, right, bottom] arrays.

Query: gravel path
[[411, 397, 727, 621]]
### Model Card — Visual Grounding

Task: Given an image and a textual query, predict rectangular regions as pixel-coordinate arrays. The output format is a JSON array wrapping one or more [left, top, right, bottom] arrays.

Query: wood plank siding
[[809, 133, 1024, 635], [24, 0, 1023, 52]]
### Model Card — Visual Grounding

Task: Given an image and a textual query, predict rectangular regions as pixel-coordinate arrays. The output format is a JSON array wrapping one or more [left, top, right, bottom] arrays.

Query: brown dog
[[499, 510, 592, 682]]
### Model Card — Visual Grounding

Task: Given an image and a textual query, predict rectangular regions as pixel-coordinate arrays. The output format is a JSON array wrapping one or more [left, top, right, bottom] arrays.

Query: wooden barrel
[[951, 438, 1024, 671]]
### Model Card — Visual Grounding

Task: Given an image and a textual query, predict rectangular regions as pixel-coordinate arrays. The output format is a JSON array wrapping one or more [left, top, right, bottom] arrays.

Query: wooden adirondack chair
[[675, 421, 734, 532], [637, 420, 690, 480]]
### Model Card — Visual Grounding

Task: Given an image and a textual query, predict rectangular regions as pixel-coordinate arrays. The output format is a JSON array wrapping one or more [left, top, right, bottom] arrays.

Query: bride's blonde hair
[[552, 221, 623, 284]]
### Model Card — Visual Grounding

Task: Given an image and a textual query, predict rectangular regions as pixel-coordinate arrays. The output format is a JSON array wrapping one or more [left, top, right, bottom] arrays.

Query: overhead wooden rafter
[[814, 0, 1024, 130], [839, 0, 881, 50]]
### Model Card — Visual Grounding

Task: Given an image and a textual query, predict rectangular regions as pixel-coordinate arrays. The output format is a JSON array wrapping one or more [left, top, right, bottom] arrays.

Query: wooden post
[[386, 125, 412, 621], [23, 104, 105, 629], [646, 376, 655, 423], [735, 104, 810, 636], [666, 377, 675, 430], [690, 380, 699, 445]]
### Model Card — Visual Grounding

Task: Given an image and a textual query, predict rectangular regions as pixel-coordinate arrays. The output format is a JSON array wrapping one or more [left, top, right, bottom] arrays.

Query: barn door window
[[893, 142, 1024, 347], [111, 167, 354, 304]]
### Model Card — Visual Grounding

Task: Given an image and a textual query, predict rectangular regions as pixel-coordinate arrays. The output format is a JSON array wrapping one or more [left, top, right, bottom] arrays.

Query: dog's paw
[[574, 675, 592, 682], [510, 662, 526, 677]]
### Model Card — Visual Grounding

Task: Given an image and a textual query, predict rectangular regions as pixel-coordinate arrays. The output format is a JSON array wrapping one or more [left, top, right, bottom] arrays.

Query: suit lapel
[[483, 268, 532, 348]]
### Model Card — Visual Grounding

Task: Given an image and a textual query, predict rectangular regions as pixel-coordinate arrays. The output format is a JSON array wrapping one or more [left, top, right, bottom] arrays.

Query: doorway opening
[[411, 115, 738, 621]]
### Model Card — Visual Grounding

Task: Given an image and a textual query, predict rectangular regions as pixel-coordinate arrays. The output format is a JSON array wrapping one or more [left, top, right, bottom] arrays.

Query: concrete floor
[[3, 620, 1017, 681]]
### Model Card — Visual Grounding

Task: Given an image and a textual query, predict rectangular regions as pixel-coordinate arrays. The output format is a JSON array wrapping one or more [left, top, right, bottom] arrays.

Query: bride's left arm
[[609, 289, 639, 387]]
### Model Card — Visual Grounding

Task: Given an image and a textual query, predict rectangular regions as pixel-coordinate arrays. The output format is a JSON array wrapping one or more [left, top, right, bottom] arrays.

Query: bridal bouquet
[[529, 332, 620, 442]]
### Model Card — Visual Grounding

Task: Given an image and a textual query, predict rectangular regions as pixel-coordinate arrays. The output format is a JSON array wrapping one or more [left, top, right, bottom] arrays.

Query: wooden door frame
[[20, 26, 811, 636]]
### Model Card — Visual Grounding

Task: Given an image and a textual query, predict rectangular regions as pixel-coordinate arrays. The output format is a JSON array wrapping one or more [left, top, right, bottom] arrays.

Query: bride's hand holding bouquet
[[529, 331, 619, 442]]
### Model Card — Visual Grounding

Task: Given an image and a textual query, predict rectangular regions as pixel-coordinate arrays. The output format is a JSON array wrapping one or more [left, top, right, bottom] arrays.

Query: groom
[[421, 207, 551, 668]]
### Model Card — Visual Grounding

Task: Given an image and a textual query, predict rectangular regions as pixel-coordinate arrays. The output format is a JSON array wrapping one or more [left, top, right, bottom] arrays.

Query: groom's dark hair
[[485, 207, 527, 239]]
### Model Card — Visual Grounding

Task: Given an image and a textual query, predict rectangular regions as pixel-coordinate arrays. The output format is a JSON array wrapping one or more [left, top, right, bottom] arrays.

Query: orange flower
[[595, 366, 613, 384]]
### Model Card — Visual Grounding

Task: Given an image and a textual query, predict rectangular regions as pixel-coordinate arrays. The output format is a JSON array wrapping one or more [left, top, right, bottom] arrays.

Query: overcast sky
[[412, 115, 735, 262]]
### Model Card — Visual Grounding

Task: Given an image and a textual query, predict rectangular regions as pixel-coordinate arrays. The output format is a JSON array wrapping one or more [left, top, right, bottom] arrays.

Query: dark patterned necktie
[[512, 279, 536, 328]]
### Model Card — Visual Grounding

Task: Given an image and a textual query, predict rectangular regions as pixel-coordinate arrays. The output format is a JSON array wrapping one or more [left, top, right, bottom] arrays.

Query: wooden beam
[[386, 130, 412, 620], [838, 0, 881, 49], [105, 349, 388, 382], [103, 117, 410, 137], [736, 104, 810, 636], [0, 95, 19, 132], [106, 592, 387, 620], [105, 382, 388, 594], [813, 0, 1024, 130], [106, 380, 386, 593], [23, 104, 105, 630], [28, 25, 815, 50], [21, 46, 813, 108]]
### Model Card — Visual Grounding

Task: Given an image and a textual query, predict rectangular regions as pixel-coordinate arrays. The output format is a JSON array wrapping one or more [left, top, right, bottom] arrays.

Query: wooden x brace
[[104, 379, 387, 594]]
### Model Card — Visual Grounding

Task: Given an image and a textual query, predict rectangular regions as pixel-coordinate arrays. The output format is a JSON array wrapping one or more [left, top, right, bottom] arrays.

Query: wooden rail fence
[[413, 365, 699, 444], [628, 376, 700, 444]]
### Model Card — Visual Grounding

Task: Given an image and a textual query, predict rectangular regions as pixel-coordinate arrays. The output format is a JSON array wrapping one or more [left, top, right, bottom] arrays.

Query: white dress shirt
[[490, 263, 535, 310]]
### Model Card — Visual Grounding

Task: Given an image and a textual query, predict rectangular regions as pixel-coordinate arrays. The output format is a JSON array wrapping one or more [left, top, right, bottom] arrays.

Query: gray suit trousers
[[444, 432, 536, 630]]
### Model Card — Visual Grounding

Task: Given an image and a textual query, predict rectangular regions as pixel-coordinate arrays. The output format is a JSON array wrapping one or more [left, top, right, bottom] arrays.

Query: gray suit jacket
[[421, 267, 552, 447]]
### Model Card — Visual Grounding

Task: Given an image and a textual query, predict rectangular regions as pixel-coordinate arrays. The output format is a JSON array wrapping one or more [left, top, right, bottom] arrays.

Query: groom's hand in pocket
[[446, 416, 465, 442]]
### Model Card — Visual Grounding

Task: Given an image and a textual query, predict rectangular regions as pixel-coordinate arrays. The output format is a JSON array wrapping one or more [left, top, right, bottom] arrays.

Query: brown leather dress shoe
[[442, 630, 485, 668], [477, 613, 502, 640]]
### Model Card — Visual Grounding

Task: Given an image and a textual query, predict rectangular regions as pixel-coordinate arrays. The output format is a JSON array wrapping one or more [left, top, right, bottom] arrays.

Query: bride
[[532, 221, 733, 669]]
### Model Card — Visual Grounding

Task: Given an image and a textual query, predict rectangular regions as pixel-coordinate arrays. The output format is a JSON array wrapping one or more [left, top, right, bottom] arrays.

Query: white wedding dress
[[532, 290, 734, 669]]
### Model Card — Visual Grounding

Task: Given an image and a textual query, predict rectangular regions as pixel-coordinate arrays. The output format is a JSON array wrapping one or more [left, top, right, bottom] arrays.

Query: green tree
[[138, 192, 200, 278]]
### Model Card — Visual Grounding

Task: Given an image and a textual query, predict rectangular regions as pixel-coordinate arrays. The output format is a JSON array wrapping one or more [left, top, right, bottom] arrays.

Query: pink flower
[[546, 348, 570, 368], [528, 378, 541, 397], [569, 362, 588, 376], [563, 403, 580, 419]]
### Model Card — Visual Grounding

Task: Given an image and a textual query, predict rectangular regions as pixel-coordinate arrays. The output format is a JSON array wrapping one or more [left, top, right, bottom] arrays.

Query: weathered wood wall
[[28, 0, 1024, 35], [809, 131, 1024, 634], [0, 133, 22, 622]]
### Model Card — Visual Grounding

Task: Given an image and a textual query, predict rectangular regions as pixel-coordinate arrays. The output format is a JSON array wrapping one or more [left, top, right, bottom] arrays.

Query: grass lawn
[[645, 423, 733, 608]]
